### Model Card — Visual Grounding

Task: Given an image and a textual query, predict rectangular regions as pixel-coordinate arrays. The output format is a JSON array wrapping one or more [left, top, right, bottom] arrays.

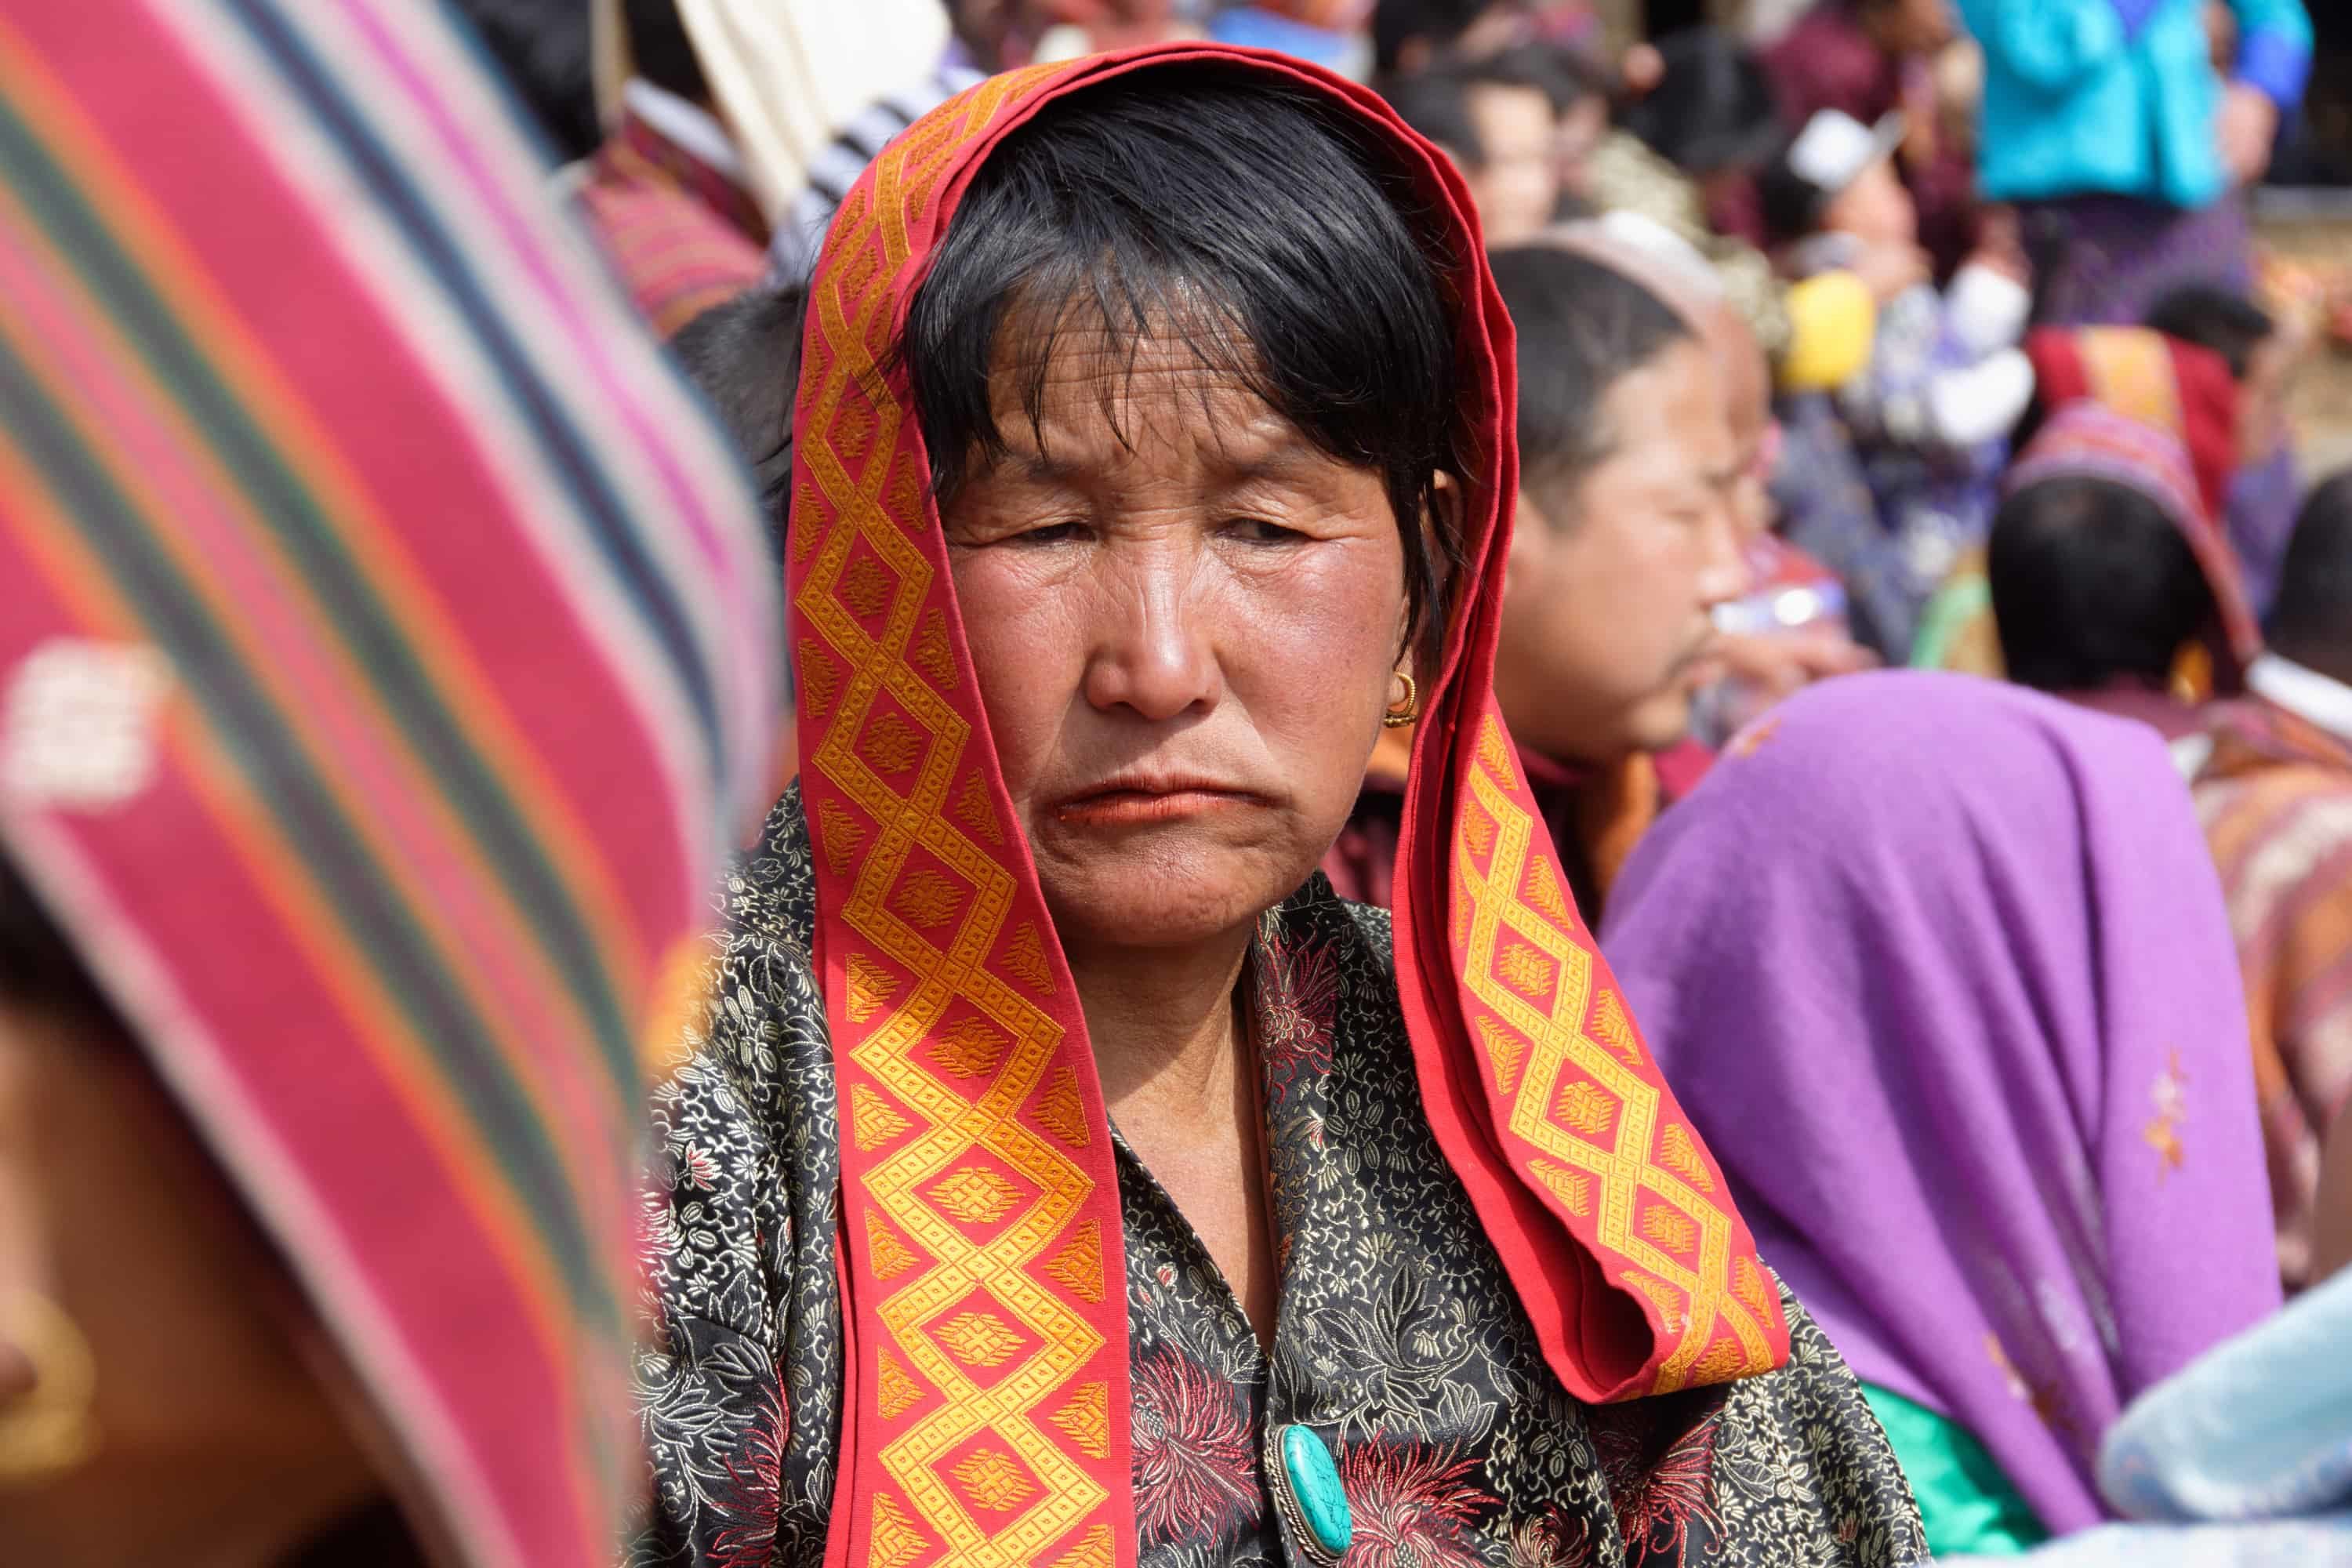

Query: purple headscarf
[[1602, 671, 2281, 1534]]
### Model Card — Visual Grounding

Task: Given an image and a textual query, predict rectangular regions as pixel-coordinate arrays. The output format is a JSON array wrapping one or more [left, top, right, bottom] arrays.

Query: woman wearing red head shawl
[[0, 1, 782, 1564], [1986, 327, 2262, 753], [634, 43, 1921, 1568]]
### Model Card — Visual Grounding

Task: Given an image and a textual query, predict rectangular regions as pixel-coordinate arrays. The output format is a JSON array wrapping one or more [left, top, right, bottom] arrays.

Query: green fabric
[[1861, 1383, 2050, 1557], [1909, 573, 1991, 672]]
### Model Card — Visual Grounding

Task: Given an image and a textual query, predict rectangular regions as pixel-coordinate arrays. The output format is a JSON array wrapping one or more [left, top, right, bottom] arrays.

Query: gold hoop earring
[[1383, 671, 1419, 728], [0, 1292, 100, 1486]]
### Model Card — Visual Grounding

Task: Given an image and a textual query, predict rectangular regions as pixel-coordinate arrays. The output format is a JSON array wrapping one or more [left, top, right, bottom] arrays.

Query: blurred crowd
[[8, 1, 2352, 1566]]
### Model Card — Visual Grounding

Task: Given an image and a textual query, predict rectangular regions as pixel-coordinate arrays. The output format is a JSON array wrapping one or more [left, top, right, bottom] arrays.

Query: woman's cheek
[[1221, 549, 1403, 711], [949, 554, 1082, 795]]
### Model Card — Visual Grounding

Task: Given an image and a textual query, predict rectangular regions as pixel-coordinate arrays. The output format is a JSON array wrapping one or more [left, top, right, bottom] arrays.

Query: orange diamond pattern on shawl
[[1048, 1381, 1113, 1460], [1445, 700, 1788, 1397]]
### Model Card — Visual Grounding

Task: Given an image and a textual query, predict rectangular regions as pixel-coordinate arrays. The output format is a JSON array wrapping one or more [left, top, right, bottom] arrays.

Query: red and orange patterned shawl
[[789, 45, 1790, 1568]]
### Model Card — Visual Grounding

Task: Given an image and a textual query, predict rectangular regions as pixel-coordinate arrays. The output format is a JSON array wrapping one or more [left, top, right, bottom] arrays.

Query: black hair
[[449, 0, 599, 160], [2267, 469, 2352, 680], [0, 851, 124, 1042], [672, 285, 807, 560], [898, 69, 1465, 670], [1381, 65, 1486, 165], [1508, 42, 1609, 117], [1756, 136, 1831, 248], [1486, 244, 1693, 510], [1385, 47, 1598, 168], [2145, 285, 2278, 382], [1372, 0, 1499, 74], [625, 0, 708, 104], [1619, 28, 1782, 179], [1988, 476, 2213, 691]]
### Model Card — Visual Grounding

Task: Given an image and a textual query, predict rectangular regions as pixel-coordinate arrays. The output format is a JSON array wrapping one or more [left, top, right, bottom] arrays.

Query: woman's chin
[[1038, 844, 1316, 958]]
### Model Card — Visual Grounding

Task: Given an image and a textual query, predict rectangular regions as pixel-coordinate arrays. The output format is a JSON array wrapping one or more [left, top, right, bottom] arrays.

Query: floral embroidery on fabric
[[629, 793, 1926, 1567], [1593, 1403, 1726, 1563], [1131, 1345, 1261, 1546], [1338, 1440, 1493, 1568]]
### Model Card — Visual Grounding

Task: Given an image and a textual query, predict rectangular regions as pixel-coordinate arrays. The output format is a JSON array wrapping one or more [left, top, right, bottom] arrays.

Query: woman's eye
[[1012, 521, 1089, 546], [1225, 517, 1306, 544]]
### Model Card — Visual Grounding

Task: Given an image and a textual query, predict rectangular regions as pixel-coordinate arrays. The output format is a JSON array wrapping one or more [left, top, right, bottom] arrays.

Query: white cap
[[1786, 109, 1905, 197]]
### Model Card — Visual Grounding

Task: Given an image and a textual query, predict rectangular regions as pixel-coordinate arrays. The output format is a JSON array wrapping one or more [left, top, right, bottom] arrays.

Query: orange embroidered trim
[[793, 60, 1126, 1568], [1454, 714, 1785, 1394]]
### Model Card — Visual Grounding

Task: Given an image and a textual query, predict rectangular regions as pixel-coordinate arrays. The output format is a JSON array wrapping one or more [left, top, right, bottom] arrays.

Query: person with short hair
[[2193, 469, 2352, 1293], [1324, 244, 1747, 921], [1988, 476, 2220, 750], [1370, 0, 1603, 77], [1762, 0, 1980, 275], [1381, 51, 1581, 241], [634, 45, 1924, 1567], [1947, 328, 2260, 746]]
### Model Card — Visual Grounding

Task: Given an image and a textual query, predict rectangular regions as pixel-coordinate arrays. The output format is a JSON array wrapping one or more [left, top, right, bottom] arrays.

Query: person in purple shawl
[[1602, 670, 2281, 1556]]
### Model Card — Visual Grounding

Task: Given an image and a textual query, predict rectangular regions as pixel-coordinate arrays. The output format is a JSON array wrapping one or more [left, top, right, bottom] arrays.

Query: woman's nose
[[1079, 553, 1221, 722]]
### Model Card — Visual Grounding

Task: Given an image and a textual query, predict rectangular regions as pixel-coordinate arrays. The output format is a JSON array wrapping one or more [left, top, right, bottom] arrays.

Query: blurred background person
[[1960, 0, 2314, 327], [1763, 0, 1984, 278], [2145, 283, 2310, 618], [2194, 469, 2352, 1296], [0, 0, 782, 1563], [577, 0, 981, 324], [1606, 672, 2281, 1558], [1981, 326, 2259, 755], [1593, 27, 1792, 348], [1384, 51, 1581, 239], [1328, 243, 1747, 920], [1373, 0, 1606, 75], [1758, 106, 2034, 657]]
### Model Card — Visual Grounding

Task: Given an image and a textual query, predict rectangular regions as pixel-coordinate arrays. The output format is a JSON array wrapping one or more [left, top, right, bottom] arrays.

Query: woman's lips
[[1050, 786, 1263, 827]]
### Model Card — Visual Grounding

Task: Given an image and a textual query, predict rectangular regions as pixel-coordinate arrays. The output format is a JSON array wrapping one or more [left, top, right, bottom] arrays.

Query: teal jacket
[[1959, 0, 2312, 209]]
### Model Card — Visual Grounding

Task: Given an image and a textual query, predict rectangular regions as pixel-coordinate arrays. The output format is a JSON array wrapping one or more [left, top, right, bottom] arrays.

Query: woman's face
[[943, 306, 1412, 964], [1463, 82, 1561, 246]]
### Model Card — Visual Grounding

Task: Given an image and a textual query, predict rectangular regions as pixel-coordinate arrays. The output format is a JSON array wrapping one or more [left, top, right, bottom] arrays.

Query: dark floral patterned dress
[[631, 793, 1926, 1567]]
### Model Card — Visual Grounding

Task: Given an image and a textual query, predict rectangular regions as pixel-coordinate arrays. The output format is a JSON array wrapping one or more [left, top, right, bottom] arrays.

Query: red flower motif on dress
[[1504, 1512, 1602, 1568], [1592, 1406, 1724, 1563], [1337, 1440, 1494, 1568], [709, 1373, 789, 1568], [1130, 1345, 1260, 1544], [1257, 934, 1339, 1105]]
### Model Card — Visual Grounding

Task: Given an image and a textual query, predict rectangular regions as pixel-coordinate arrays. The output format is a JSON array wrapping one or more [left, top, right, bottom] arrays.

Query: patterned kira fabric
[[633, 792, 1926, 1566], [633, 41, 1912, 1568], [578, 106, 773, 339], [2195, 696, 2352, 1292], [0, 2, 782, 1563]]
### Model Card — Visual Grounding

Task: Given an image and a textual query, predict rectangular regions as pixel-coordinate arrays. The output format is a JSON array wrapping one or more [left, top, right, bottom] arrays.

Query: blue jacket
[[1959, 0, 2312, 209]]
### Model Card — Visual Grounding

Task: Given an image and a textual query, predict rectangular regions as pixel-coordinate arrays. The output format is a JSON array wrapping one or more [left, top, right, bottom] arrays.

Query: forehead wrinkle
[[983, 301, 1308, 485], [991, 276, 1267, 436]]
